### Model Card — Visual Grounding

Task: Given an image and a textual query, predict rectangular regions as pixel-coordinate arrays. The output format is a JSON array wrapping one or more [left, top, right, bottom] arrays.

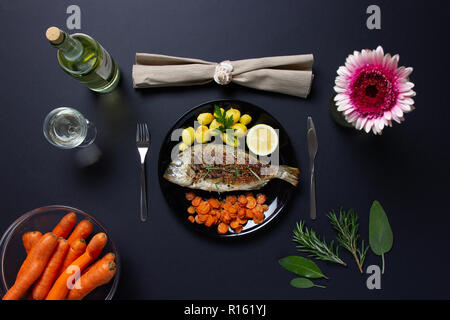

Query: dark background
[[0, 0, 449, 300]]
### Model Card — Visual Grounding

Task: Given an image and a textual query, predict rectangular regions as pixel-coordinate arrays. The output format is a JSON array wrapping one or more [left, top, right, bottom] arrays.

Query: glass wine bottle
[[46, 26, 120, 93]]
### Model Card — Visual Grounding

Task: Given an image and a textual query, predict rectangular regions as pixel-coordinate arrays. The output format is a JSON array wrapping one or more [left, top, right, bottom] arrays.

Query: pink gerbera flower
[[334, 46, 415, 134]]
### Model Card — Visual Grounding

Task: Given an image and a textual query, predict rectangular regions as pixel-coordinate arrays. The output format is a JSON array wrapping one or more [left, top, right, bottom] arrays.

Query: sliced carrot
[[185, 192, 196, 201], [230, 220, 240, 229], [217, 222, 229, 234], [234, 225, 243, 234], [191, 196, 202, 207], [197, 201, 211, 215], [256, 194, 267, 205], [52, 212, 77, 239], [205, 215, 215, 227], [31, 238, 70, 300], [187, 206, 196, 214], [237, 207, 246, 219], [207, 198, 220, 209], [66, 220, 93, 245], [237, 217, 248, 225], [262, 204, 269, 211], [246, 196, 257, 209], [188, 216, 195, 223], [194, 215, 203, 224], [22, 231, 42, 255], [253, 204, 264, 215], [226, 195, 237, 204], [3, 233, 59, 300], [238, 195, 248, 206], [245, 209, 254, 219]]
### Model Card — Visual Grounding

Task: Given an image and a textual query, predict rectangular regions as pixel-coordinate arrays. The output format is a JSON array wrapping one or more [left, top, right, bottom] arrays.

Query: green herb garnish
[[293, 221, 346, 266], [201, 165, 221, 179], [290, 278, 325, 289], [231, 164, 239, 180], [213, 105, 235, 133], [279, 256, 328, 279], [369, 200, 393, 274], [328, 208, 369, 273], [248, 168, 261, 181]]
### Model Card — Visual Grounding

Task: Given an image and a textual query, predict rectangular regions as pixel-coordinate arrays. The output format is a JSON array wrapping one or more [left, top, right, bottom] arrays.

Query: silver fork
[[136, 123, 150, 222]]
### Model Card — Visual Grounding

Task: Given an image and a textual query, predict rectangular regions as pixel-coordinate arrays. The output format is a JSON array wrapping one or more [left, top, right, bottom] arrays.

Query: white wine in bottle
[[46, 27, 120, 93]]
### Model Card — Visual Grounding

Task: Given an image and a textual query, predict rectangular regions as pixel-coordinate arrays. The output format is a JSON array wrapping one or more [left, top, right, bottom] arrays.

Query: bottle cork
[[46, 27, 64, 44]]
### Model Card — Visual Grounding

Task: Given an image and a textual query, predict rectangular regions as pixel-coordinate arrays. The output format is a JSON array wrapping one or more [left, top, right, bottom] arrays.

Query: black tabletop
[[0, 0, 449, 300]]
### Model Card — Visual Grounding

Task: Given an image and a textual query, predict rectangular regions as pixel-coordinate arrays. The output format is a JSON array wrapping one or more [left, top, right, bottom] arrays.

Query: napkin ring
[[214, 60, 233, 85]]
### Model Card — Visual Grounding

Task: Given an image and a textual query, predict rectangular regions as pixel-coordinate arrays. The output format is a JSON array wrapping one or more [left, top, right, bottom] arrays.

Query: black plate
[[158, 99, 299, 237]]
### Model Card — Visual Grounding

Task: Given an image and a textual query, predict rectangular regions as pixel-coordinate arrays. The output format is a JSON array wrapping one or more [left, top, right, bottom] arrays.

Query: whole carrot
[[59, 238, 86, 276], [52, 212, 77, 238], [66, 220, 93, 245], [3, 233, 58, 300], [45, 233, 107, 300], [30, 238, 69, 300], [22, 231, 42, 254], [67, 256, 116, 300], [82, 253, 115, 275]]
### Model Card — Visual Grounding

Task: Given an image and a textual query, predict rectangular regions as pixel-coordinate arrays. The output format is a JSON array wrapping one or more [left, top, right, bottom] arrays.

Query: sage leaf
[[279, 256, 328, 279], [290, 277, 325, 289], [369, 200, 393, 274]]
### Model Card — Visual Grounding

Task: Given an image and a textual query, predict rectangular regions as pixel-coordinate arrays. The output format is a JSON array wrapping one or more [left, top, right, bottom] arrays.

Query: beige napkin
[[132, 53, 314, 98]]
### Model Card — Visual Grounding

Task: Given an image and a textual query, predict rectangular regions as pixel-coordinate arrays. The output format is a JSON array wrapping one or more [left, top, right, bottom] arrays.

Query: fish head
[[163, 155, 195, 187]]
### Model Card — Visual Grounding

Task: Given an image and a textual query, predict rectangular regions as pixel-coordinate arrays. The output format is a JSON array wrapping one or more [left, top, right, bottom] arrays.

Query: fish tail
[[277, 166, 300, 187]]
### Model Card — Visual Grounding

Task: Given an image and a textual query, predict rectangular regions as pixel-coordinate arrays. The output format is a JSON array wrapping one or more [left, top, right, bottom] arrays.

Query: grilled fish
[[163, 143, 300, 192]]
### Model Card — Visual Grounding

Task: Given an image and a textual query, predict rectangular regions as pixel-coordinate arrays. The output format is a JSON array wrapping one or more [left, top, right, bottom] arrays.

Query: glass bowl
[[0, 205, 120, 300]]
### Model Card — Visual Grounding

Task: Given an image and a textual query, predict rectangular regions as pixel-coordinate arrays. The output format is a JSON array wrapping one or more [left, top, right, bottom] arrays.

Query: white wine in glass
[[43, 107, 97, 149]]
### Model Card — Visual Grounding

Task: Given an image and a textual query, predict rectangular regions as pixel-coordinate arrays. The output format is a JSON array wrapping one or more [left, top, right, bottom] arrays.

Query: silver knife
[[307, 117, 318, 220]]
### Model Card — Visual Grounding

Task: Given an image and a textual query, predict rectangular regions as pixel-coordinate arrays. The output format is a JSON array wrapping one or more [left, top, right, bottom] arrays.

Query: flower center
[[350, 66, 397, 118]]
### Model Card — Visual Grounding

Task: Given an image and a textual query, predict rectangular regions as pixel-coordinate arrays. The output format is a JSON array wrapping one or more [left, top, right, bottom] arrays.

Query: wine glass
[[43, 107, 97, 149]]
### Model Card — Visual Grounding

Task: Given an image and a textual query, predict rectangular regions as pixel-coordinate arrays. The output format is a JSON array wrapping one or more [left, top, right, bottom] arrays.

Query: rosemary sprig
[[248, 167, 261, 181], [201, 165, 221, 179], [328, 208, 369, 273], [293, 221, 346, 266]]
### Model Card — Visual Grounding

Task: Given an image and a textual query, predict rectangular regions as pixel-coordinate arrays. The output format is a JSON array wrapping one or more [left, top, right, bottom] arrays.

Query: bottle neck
[[52, 31, 83, 60]]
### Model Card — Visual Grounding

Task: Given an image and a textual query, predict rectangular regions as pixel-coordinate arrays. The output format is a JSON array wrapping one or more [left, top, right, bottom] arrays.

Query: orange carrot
[[256, 194, 267, 204], [217, 222, 229, 234], [191, 196, 202, 207], [207, 198, 220, 209], [187, 206, 196, 214], [238, 195, 248, 206], [31, 238, 69, 300], [67, 254, 116, 300], [52, 212, 77, 238], [3, 233, 58, 300], [197, 201, 211, 215], [246, 196, 257, 209], [66, 220, 93, 245], [188, 216, 195, 223], [185, 192, 196, 201], [45, 233, 107, 300], [22, 231, 42, 254], [59, 238, 87, 276]]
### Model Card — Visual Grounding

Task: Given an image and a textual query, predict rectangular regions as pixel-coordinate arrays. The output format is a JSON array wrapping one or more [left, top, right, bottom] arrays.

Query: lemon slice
[[246, 124, 279, 156]]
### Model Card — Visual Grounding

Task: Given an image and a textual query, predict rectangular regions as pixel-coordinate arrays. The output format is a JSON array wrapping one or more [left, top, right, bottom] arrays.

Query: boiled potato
[[225, 108, 241, 124], [195, 125, 210, 143], [197, 113, 214, 125], [181, 127, 195, 146], [179, 142, 189, 152], [209, 119, 222, 136], [231, 123, 247, 137], [239, 114, 252, 125], [221, 133, 240, 148]]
